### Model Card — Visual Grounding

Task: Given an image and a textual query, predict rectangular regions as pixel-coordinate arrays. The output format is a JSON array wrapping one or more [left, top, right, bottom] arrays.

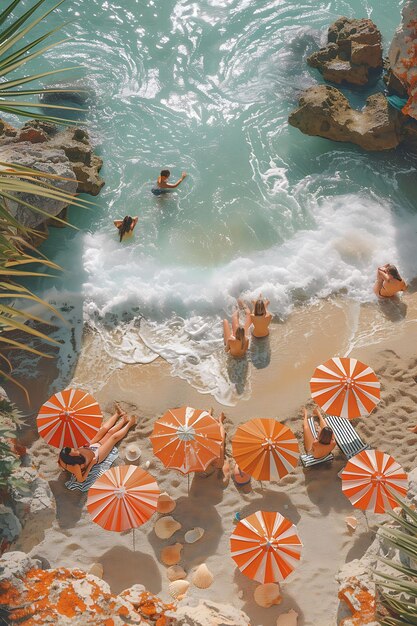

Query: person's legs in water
[[223, 319, 232, 344], [231, 310, 239, 335]]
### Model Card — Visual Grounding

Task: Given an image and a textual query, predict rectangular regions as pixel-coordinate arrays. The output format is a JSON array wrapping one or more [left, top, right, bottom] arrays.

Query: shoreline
[[7, 290, 417, 625]]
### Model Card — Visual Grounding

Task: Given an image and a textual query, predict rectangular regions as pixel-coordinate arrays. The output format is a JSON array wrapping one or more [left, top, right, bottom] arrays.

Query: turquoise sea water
[[12, 0, 417, 403]]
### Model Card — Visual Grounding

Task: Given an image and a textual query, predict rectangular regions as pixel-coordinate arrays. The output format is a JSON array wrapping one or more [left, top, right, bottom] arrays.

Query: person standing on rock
[[151, 169, 187, 196]]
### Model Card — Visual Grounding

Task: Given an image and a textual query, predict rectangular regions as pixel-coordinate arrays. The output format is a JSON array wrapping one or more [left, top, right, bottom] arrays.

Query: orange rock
[[338, 577, 376, 625]]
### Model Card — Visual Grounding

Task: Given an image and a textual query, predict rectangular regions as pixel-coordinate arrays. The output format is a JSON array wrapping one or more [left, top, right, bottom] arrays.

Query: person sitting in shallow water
[[250, 294, 272, 338], [151, 169, 187, 196], [302, 406, 336, 459], [374, 263, 407, 298], [223, 300, 251, 358], [114, 215, 138, 241], [58, 405, 136, 482]]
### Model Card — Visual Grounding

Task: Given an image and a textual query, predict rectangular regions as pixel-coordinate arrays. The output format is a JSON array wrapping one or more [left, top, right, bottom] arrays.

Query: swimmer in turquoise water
[[114, 215, 138, 241], [151, 169, 187, 196]]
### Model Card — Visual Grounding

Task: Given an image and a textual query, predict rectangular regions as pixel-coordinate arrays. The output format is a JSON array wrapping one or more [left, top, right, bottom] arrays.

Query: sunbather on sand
[[250, 294, 272, 337], [223, 300, 251, 358], [374, 263, 407, 298], [302, 406, 336, 459], [58, 404, 136, 482]]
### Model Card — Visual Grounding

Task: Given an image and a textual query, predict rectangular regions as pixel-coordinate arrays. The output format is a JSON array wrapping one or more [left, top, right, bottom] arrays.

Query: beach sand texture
[[13, 292, 417, 625]]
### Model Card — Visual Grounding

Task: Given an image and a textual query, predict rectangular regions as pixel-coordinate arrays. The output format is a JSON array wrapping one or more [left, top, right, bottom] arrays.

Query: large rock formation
[[0, 552, 252, 626], [0, 118, 104, 238], [308, 17, 383, 86], [288, 86, 402, 150], [388, 0, 417, 120]]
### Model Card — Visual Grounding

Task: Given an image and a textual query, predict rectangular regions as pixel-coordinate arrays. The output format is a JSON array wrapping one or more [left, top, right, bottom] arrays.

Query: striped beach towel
[[65, 447, 119, 492]]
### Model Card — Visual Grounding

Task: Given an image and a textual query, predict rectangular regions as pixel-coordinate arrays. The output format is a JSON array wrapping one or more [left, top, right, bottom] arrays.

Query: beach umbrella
[[230, 510, 302, 583], [150, 406, 223, 480], [341, 449, 407, 514], [310, 357, 380, 419], [87, 465, 160, 548], [37, 388, 103, 448], [231, 418, 299, 482]]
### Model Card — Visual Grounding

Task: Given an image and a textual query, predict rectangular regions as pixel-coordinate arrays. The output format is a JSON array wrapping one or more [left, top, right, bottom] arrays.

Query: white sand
[[13, 292, 417, 625]]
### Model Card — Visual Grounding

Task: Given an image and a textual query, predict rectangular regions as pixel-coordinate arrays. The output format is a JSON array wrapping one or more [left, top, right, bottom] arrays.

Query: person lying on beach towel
[[58, 405, 136, 483], [223, 300, 251, 358], [302, 407, 336, 459], [374, 263, 407, 298], [114, 215, 138, 241], [250, 294, 272, 338], [151, 169, 187, 195]]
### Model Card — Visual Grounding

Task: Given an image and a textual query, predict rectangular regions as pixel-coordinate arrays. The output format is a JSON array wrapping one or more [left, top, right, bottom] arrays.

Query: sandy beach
[[7, 290, 417, 625]]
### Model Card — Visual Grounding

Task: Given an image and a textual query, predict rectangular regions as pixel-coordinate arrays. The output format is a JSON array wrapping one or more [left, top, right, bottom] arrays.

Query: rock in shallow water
[[289, 85, 402, 151], [308, 16, 383, 86]]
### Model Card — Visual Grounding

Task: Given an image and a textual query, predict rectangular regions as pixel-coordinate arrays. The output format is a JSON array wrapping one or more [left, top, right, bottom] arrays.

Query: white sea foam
[[76, 192, 417, 404]]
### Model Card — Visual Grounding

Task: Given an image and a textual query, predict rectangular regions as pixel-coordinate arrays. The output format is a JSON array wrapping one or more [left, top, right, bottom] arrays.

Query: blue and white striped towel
[[65, 447, 119, 492]]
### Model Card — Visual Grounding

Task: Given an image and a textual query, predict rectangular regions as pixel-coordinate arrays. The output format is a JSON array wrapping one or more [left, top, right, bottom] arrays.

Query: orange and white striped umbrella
[[230, 510, 302, 583], [87, 465, 160, 532], [150, 406, 223, 474], [37, 388, 103, 449], [341, 449, 407, 514], [310, 357, 380, 419], [231, 419, 299, 481]]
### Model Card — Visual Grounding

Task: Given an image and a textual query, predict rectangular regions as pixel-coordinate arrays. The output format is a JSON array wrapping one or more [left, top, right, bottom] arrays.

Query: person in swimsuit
[[223, 301, 251, 358], [58, 405, 136, 482], [151, 169, 187, 196], [302, 406, 336, 459], [114, 215, 138, 241], [374, 263, 407, 298], [250, 294, 272, 338]]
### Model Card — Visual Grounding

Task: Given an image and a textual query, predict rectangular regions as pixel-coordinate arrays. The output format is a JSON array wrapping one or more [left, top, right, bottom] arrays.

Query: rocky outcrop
[[336, 467, 417, 625], [0, 552, 252, 626], [0, 118, 104, 237], [388, 0, 417, 120], [308, 17, 383, 86], [9, 468, 55, 552], [288, 86, 402, 150], [0, 144, 78, 231], [0, 552, 169, 625], [174, 599, 251, 625]]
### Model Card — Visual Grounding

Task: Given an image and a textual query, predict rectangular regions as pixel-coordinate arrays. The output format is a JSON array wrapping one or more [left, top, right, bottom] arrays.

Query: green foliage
[[0, 0, 94, 402], [375, 498, 417, 625]]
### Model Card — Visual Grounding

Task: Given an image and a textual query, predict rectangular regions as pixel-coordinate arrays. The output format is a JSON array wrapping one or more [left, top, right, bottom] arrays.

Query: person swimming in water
[[223, 300, 251, 358], [250, 294, 272, 338], [151, 169, 187, 196], [374, 263, 407, 298], [114, 215, 138, 241]]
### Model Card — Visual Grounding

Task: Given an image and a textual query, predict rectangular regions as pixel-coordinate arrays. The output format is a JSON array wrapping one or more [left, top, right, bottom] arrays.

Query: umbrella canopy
[[310, 357, 380, 419], [231, 418, 299, 481], [150, 406, 223, 474], [87, 465, 160, 531], [341, 449, 408, 514], [37, 388, 103, 449], [230, 510, 302, 583]]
